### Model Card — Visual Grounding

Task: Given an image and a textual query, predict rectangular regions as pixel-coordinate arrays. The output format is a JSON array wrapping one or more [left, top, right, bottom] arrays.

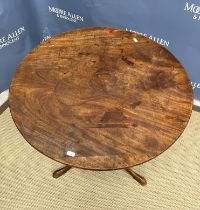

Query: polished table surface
[[9, 28, 193, 170]]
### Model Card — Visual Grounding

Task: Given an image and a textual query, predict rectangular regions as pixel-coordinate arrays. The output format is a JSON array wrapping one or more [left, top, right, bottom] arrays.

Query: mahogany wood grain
[[9, 27, 193, 170]]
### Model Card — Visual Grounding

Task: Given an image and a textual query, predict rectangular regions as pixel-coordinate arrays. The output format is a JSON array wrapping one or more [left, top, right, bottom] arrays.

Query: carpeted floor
[[0, 108, 200, 210]]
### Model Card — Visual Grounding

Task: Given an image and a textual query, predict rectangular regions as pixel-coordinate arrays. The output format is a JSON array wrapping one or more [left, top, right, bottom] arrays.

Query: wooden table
[[9, 28, 193, 186]]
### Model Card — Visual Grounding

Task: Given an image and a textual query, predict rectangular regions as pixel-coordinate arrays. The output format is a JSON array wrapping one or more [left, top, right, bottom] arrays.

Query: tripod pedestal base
[[53, 166, 72, 179], [53, 166, 147, 186], [125, 168, 147, 186]]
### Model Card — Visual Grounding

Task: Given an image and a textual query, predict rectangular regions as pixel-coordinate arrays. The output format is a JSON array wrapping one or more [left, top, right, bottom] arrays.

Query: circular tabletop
[[9, 27, 193, 170]]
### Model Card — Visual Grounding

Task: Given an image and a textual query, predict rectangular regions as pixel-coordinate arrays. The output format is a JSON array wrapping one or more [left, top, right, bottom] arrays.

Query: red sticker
[[107, 29, 114, 34]]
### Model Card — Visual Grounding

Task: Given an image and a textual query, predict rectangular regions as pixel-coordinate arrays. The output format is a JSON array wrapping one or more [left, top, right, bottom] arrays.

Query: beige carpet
[[0, 108, 200, 210]]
